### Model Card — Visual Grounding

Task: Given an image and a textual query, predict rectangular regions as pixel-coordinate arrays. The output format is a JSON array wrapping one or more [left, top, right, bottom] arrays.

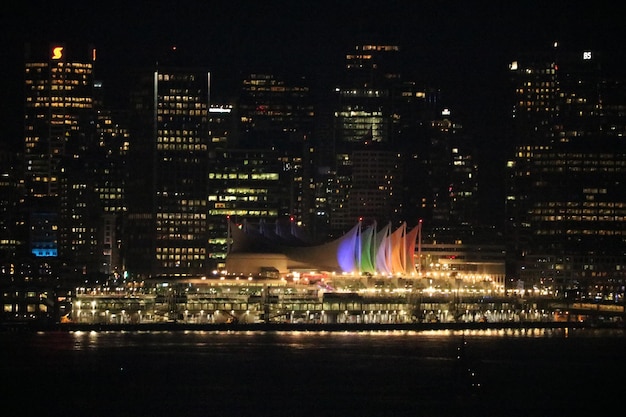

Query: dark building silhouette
[[427, 114, 479, 228], [0, 148, 24, 261], [236, 73, 315, 226], [506, 42, 626, 299], [92, 106, 129, 278], [327, 43, 478, 240]]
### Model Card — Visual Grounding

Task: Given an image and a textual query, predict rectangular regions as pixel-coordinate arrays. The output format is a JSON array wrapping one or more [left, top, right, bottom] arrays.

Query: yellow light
[[51, 46, 64, 60]]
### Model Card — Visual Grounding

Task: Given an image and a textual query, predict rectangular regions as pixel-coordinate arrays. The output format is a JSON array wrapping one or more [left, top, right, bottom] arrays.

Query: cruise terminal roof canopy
[[225, 218, 421, 277]]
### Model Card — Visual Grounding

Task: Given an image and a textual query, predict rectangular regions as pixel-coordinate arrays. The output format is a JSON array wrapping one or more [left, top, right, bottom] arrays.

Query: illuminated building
[[225, 218, 421, 276], [125, 65, 211, 278], [236, 73, 315, 227], [427, 113, 479, 227], [23, 43, 96, 198], [93, 107, 129, 277], [506, 43, 626, 298], [202, 74, 316, 269], [0, 149, 23, 260], [418, 242, 506, 292], [207, 148, 284, 269], [327, 44, 446, 237], [348, 148, 404, 226], [329, 45, 402, 235], [23, 43, 102, 274]]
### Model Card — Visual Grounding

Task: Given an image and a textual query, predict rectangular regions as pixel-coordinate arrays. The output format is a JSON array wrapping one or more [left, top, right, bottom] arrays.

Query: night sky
[[2, 1, 624, 222]]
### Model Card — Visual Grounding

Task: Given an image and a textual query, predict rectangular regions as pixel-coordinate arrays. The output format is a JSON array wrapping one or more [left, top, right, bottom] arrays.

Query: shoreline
[[2, 320, 624, 333]]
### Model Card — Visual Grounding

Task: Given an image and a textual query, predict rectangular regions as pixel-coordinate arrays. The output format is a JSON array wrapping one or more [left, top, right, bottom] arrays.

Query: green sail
[[360, 224, 376, 273]]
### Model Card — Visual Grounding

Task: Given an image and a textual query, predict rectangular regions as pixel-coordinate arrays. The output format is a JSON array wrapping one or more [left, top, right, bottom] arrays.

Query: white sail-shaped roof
[[404, 224, 419, 275], [227, 218, 423, 276], [375, 223, 392, 274]]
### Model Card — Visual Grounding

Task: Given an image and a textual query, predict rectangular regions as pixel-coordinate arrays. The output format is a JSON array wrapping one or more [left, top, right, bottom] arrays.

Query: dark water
[[2, 328, 625, 417]]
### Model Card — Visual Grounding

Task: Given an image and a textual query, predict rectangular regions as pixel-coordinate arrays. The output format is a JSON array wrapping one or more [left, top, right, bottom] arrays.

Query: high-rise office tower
[[236, 73, 315, 226], [206, 147, 284, 270], [23, 43, 102, 277], [93, 106, 129, 278], [0, 148, 23, 261], [328, 45, 402, 236], [348, 146, 403, 225], [427, 112, 479, 227], [328, 44, 444, 236], [335, 44, 400, 146], [125, 65, 211, 278], [506, 43, 626, 297], [204, 74, 315, 270]]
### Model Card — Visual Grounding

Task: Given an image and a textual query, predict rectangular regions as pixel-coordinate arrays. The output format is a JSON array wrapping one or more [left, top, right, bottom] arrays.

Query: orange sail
[[390, 222, 406, 275]]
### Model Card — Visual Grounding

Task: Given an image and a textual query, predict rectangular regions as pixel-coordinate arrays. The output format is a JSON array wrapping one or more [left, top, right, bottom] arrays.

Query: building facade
[[236, 73, 315, 228], [506, 43, 626, 300], [23, 43, 108, 277], [125, 66, 211, 278], [328, 44, 469, 239]]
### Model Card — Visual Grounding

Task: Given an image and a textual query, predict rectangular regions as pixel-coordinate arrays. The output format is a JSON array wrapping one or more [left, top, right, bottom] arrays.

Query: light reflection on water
[[3, 328, 625, 417], [54, 327, 625, 351]]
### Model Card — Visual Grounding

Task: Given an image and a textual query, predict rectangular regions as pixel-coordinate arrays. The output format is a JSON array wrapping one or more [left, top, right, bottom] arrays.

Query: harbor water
[[3, 327, 625, 417]]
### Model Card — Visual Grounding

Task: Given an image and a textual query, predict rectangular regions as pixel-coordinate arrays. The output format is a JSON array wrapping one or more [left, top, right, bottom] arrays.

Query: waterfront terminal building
[[5, 218, 624, 326], [69, 219, 514, 325]]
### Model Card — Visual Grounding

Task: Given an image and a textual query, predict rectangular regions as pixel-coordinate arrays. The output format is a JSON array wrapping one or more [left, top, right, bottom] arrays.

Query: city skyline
[[2, 1, 625, 224], [3, 2, 624, 141], [3, 1, 626, 325]]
